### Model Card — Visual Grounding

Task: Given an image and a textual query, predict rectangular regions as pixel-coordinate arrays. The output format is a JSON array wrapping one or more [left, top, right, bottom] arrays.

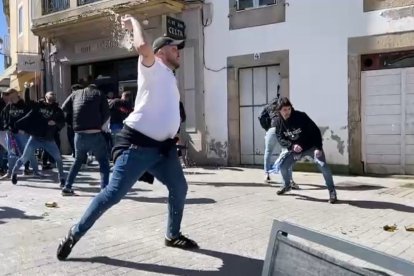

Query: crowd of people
[[0, 78, 177, 194]]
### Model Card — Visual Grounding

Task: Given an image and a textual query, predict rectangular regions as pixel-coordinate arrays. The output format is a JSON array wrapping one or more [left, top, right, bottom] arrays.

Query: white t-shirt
[[124, 57, 180, 141]]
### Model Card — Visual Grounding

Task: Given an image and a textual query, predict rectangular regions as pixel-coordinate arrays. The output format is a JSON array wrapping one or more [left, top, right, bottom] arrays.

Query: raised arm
[[23, 82, 34, 104], [121, 14, 154, 67]]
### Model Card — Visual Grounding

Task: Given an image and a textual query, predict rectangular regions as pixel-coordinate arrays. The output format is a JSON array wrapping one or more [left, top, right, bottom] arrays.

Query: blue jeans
[[264, 128, 279, 173], [71, 146, 187, 240], [264, 128, 293, 179], [64, 132, 110, 190], [280, 147, 336, 193], [12, 136, 64, 180], [6, 132, 39, 175]]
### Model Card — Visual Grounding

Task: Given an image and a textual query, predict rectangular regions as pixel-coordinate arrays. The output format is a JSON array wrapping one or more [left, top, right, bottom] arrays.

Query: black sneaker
[[11, 174, 18, 185], [59, 179, 65, 188], [165, 234, 199, 250], [329, 191, 337, 204], [61, 189, 76, 196], [57, 227, 79, 261], [23, 169, 32, 176], [277, 185, 291, 195], [42, 164, 53, 170]]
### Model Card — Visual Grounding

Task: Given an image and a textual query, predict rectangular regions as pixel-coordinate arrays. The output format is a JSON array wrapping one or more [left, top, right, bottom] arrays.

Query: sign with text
[[17, 54, 41, 72], [165, 16, 186, 40], [74, 38, 120, 54]]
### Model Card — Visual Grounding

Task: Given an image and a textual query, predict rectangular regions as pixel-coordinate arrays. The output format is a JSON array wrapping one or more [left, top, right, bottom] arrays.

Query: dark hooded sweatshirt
[[15, 88, 65, 140], [1, 99, 31, 133], [275, 109, 323, 152]]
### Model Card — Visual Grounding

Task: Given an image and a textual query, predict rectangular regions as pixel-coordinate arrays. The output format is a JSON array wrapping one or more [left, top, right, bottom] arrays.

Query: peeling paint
[[319, 126, 329, 137], [207, 139, 228, 159], [330, 130, 345, 155], [381, 6, 414, 20]]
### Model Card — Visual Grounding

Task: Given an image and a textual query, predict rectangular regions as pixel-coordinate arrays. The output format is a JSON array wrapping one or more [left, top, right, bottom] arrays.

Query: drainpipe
[[47, 39, 53, 92], [39, 36, 47, 97]]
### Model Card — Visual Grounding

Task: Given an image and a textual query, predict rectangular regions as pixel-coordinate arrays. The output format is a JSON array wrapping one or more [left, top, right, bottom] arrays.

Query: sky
[[0, 1, 7, 75]]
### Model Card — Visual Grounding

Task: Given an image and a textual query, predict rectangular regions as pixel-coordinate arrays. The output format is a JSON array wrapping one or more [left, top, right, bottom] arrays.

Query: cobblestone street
[[1, 159, 414, 275]]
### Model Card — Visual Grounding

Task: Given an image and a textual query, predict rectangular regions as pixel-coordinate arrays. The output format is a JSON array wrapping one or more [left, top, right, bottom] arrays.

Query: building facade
[[0, 0, 42, 97], [22, 0, 414, 175], [30, 0, 207, 156], [201, 0, 414, 175]]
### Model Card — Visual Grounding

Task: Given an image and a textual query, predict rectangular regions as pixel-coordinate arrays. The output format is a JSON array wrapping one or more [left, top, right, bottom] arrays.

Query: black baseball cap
[[152, 36, 185, 53]]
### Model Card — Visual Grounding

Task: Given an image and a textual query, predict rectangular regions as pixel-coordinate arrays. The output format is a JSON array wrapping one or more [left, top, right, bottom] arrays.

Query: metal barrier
[[262, 220, 414, 276]]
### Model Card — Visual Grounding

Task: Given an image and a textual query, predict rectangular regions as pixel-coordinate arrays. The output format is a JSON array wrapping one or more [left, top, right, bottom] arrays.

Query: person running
[[56, 14, 198, 261], [274, 97, 337, 203]]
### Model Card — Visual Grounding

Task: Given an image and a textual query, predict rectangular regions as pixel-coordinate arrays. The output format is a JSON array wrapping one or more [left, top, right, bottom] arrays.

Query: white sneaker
[[0, 173, 11, 180], [291, 180, 300, 190]]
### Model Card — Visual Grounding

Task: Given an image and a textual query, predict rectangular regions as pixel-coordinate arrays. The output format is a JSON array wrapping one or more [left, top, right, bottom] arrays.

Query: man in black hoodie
[[0, 88, 39, 178], [11, 86, 65, 186], [274, 97, 337, 203]]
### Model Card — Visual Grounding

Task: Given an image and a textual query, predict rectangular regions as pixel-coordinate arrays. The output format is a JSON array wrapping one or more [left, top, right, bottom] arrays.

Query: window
[[236, 0, 280, 11], [230, 0, 286, 29], [18, 4, 23, 36]]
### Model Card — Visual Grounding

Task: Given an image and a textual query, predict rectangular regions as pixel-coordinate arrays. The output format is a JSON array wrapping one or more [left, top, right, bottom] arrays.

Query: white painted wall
[[203, 0, 414, 165]]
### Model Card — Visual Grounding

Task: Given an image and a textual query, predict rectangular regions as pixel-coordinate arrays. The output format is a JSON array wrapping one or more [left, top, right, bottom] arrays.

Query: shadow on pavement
[[290, 194, 414, 213], [184, 171, 217, 175], [0, 206, 43, 224], [68, 248, 263, 275], [299, 182, 385, 191], [124, 196, 216, 205], [16, 184, 150, 194], [189, 182, 269, 188]]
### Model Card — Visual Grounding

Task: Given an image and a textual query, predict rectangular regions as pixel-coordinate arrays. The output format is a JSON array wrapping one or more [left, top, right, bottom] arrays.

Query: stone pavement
[[0, 158, 414, 275]]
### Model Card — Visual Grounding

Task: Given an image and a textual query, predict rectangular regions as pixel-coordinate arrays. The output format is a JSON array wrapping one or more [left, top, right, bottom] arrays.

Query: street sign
[[165, 16, 186, 40]]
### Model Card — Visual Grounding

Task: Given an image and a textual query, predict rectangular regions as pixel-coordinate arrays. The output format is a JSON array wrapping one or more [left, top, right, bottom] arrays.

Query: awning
[[0, 64, 16, 83]]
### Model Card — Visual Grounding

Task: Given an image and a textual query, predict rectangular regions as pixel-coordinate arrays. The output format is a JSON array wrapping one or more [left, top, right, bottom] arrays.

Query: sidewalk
[[0, 159, 413, 275]]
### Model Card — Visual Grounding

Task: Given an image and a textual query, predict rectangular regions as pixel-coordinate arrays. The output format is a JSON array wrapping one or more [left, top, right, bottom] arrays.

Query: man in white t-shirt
[[56, 14, 198, 261]]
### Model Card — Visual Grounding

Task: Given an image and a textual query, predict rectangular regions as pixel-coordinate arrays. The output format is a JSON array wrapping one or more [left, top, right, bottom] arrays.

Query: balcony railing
[[78, 0, 102, 6], [43, 0, 69, 15]]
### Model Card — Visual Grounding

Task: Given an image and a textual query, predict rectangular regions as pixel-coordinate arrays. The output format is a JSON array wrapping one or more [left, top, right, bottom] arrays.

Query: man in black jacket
[[274, 97, 337, 203], [11, 88, 66, 185], [0, 88, 39, 179], [61, 82, 110, 196]]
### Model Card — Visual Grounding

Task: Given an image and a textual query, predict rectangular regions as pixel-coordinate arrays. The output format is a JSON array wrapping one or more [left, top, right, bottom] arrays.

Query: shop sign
[[17, 54, 41, 72], [75, 38, 120, 54]]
